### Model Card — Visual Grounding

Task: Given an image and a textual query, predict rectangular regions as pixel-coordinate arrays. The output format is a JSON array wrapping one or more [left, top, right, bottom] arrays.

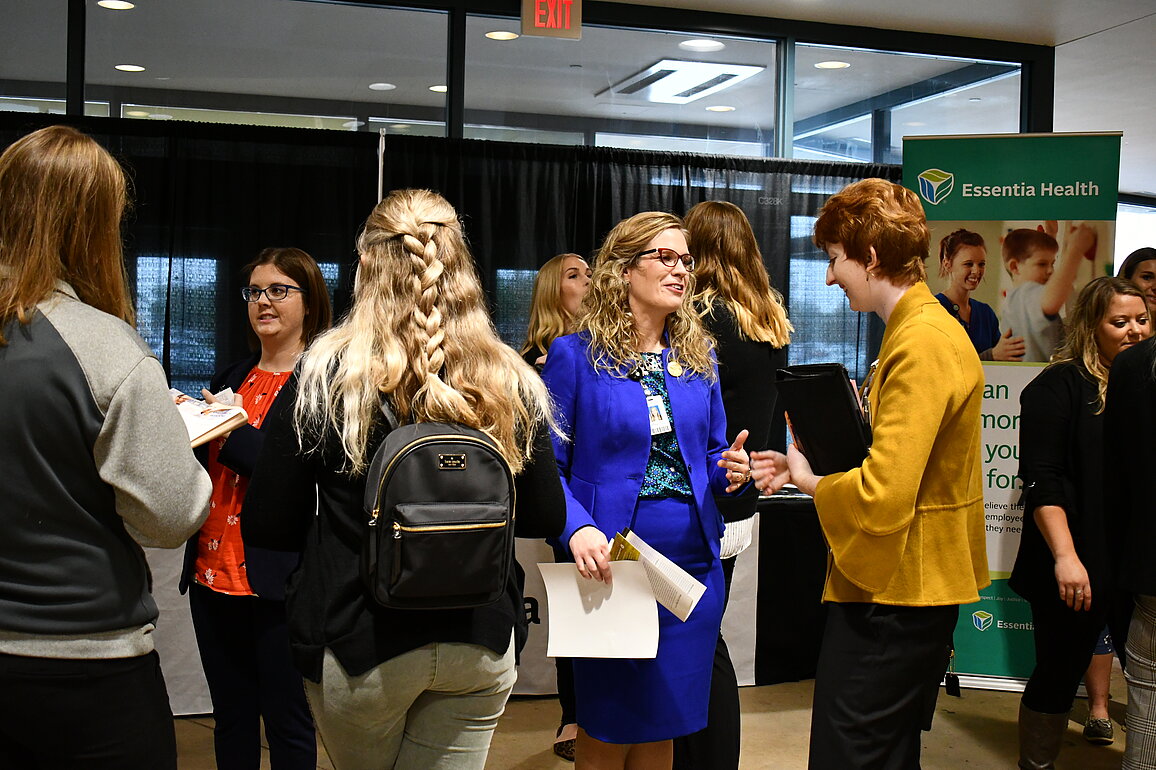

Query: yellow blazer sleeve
[[814, 322, 967, 593]]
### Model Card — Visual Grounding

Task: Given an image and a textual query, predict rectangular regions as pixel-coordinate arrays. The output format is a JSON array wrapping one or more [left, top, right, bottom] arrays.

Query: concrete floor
[[174, 668, 1128, 768]]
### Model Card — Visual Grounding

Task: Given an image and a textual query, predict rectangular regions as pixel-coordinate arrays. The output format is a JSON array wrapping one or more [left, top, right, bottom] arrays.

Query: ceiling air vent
[[597, 59, 764, 105]]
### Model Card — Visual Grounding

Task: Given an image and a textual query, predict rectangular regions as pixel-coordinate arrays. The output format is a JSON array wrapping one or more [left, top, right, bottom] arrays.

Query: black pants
[[189, 584, 316, 770], [0, 650, 177, 769], [809, 602, 958, 770], [1022, 594, 1110, 714], [673, 554, 741, 769]]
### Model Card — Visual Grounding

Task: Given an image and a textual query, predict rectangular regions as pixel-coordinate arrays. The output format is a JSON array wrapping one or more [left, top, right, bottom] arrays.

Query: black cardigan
[[241, 376, 565, 683], [1009, 362, 1109, 603], [180, 353, 301, 600], [702, 303, 783, 523], [1105, 336, 1156, 596]]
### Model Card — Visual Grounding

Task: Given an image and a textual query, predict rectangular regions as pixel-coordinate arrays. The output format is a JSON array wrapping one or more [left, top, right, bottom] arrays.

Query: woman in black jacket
[[679, 200, 792, 770], [1010, 276, 1150, 769], [182, 247, 331, 770], [243, 189, 564, 770]]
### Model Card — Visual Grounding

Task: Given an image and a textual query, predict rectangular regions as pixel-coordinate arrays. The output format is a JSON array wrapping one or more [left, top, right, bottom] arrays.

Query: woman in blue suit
[[541, 211, 752, 770]]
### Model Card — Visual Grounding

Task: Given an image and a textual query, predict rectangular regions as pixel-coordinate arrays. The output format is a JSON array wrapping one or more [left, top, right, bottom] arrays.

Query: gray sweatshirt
[[0, 282, 211, 659]]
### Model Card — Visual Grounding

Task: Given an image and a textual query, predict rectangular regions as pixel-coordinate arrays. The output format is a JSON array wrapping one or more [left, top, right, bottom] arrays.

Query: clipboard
[[775, 363, 871, 475]]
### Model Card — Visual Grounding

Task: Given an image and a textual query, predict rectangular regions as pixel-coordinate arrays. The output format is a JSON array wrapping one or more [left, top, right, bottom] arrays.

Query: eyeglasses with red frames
[[636, 248, 695, 272]]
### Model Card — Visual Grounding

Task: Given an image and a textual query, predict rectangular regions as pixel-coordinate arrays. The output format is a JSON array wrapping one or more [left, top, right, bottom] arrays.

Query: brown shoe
[[1083, 716, 1114, 745]]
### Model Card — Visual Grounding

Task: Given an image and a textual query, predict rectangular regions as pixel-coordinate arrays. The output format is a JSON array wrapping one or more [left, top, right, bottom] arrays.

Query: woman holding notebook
[[540, 210, 752, 770], [180, 247, 332, 770], [751, 178, 988, 768]]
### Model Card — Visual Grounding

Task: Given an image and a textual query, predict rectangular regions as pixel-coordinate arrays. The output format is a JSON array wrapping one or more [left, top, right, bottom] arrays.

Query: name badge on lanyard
[[646, 392, 673, 435]]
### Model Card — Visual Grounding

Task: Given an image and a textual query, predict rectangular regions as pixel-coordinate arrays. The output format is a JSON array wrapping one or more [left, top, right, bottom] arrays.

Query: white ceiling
[[2, 0, 1152, 196], [612, 0, 1156, 196]]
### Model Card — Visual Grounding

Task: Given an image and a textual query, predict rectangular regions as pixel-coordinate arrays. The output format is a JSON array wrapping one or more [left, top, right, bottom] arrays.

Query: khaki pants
[[305, 637, 516, 770]]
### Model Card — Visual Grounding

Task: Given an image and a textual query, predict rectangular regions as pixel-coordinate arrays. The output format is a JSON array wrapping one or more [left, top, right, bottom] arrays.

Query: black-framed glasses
[[241, 284, 305, 303], [636, 248, 694, 271]]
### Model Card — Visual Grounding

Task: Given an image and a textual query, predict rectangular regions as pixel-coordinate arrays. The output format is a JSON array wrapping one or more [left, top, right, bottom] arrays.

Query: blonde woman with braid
[[242, 189, 565, 770], [541, 211, 752, 770]]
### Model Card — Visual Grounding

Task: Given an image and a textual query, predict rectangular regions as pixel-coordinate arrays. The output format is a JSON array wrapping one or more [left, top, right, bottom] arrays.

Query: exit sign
[[521, 0, 581, 39]]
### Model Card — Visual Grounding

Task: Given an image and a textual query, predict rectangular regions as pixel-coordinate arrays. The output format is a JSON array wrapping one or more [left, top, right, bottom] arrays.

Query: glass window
[[786, 214, 875, 381], [1116, 202, 1156, 269], [86, 0, 447, 132], [794, 44, 1021, 164], [465, 17, 776, 154], [136, 256, 218, 394], [494, 268, 537, 349], [1, 0, 69, 110]]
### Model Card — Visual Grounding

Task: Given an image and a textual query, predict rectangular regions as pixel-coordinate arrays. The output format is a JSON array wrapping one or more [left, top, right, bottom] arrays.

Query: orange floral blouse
[[193, 367, 292, 596]]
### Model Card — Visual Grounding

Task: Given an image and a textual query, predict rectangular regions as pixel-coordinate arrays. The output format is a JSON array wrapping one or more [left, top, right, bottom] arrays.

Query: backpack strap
[[378, 395, 400, 432]]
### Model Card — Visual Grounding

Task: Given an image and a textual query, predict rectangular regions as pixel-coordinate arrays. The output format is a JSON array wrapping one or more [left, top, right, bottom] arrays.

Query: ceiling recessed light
[[368, 82, 396, 91], [968, 97, 982, 102], [814, 60, 851, 69], [706, 105, 735, 112], [97, 0, 135, 8], [903, 121, 926, 127], [125, 110, 149, 117], [485, 31, 519, 41], [429, 85, 448, 93], [115, 64, 146, 72], [679, 39, 726, 53]]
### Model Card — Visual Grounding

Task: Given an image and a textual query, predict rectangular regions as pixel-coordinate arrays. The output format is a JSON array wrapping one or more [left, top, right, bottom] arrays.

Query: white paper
[[169, 388, 247, 446], [624, 530, 706, 622], [537, 562, 658, 659]]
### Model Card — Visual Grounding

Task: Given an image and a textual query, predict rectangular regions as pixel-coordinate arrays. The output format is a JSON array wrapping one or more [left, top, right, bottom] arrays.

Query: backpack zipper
[[369, 433, 514, 524]]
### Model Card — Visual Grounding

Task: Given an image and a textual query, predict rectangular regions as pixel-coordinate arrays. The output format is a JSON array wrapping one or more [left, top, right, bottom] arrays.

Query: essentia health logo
[[918, 168, 955, 206], [972, 610, 994, 631]]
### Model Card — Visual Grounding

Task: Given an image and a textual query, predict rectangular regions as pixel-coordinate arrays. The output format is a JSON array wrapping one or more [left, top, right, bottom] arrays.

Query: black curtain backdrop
[[0, 112, 897, 405]]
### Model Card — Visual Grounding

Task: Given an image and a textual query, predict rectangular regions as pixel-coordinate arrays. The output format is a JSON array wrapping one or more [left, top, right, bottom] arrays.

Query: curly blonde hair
[[574, 212, 715, 379], [295, 188, 553, 474]]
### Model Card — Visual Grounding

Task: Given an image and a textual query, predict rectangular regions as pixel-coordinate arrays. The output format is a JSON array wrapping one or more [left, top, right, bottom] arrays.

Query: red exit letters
[[535, 0, 573, 29]]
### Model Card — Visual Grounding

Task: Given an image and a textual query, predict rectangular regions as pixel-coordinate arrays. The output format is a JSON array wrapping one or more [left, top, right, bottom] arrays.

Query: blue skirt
[[572, 497, 724, 744]]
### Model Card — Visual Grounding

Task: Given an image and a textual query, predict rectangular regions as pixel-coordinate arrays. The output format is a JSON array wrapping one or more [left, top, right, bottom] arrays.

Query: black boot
[[1017, 702, 1069, 769]]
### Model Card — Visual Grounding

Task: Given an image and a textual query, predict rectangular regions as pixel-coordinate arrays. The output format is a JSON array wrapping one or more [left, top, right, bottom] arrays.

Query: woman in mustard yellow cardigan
[[751, 178, 989, 768]]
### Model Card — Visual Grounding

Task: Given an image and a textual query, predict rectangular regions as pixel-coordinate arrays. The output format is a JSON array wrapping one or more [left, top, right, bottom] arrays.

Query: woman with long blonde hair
[[679, 199, 792, 770], [521, 252, 591, 368], [519, 251, 592, 762], [0, 125, 211, 768], [1010, 276, 1149, 768], [541, 210, 752, 770], [243, 189, 564, 769]]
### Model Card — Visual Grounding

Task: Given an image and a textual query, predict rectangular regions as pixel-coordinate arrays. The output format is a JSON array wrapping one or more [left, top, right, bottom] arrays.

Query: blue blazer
[[541, 332, 733, 559]]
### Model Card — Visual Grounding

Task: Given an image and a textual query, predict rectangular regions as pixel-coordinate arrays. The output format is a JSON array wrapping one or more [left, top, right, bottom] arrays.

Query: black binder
[[775, 363, 872, 476]]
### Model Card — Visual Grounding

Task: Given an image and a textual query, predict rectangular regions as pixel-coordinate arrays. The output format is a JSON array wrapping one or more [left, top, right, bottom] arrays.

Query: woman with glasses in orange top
[[541, 211, 752, 769], [180, 247, 331, 770]]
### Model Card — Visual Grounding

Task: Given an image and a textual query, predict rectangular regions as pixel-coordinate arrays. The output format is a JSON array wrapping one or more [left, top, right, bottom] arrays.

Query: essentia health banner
[[903, 132, 1121, 689]]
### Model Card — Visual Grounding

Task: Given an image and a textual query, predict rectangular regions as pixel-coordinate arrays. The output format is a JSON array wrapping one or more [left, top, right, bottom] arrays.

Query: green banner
[[903, 134, 1121, 220], [904, 133, 1121, 688]]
